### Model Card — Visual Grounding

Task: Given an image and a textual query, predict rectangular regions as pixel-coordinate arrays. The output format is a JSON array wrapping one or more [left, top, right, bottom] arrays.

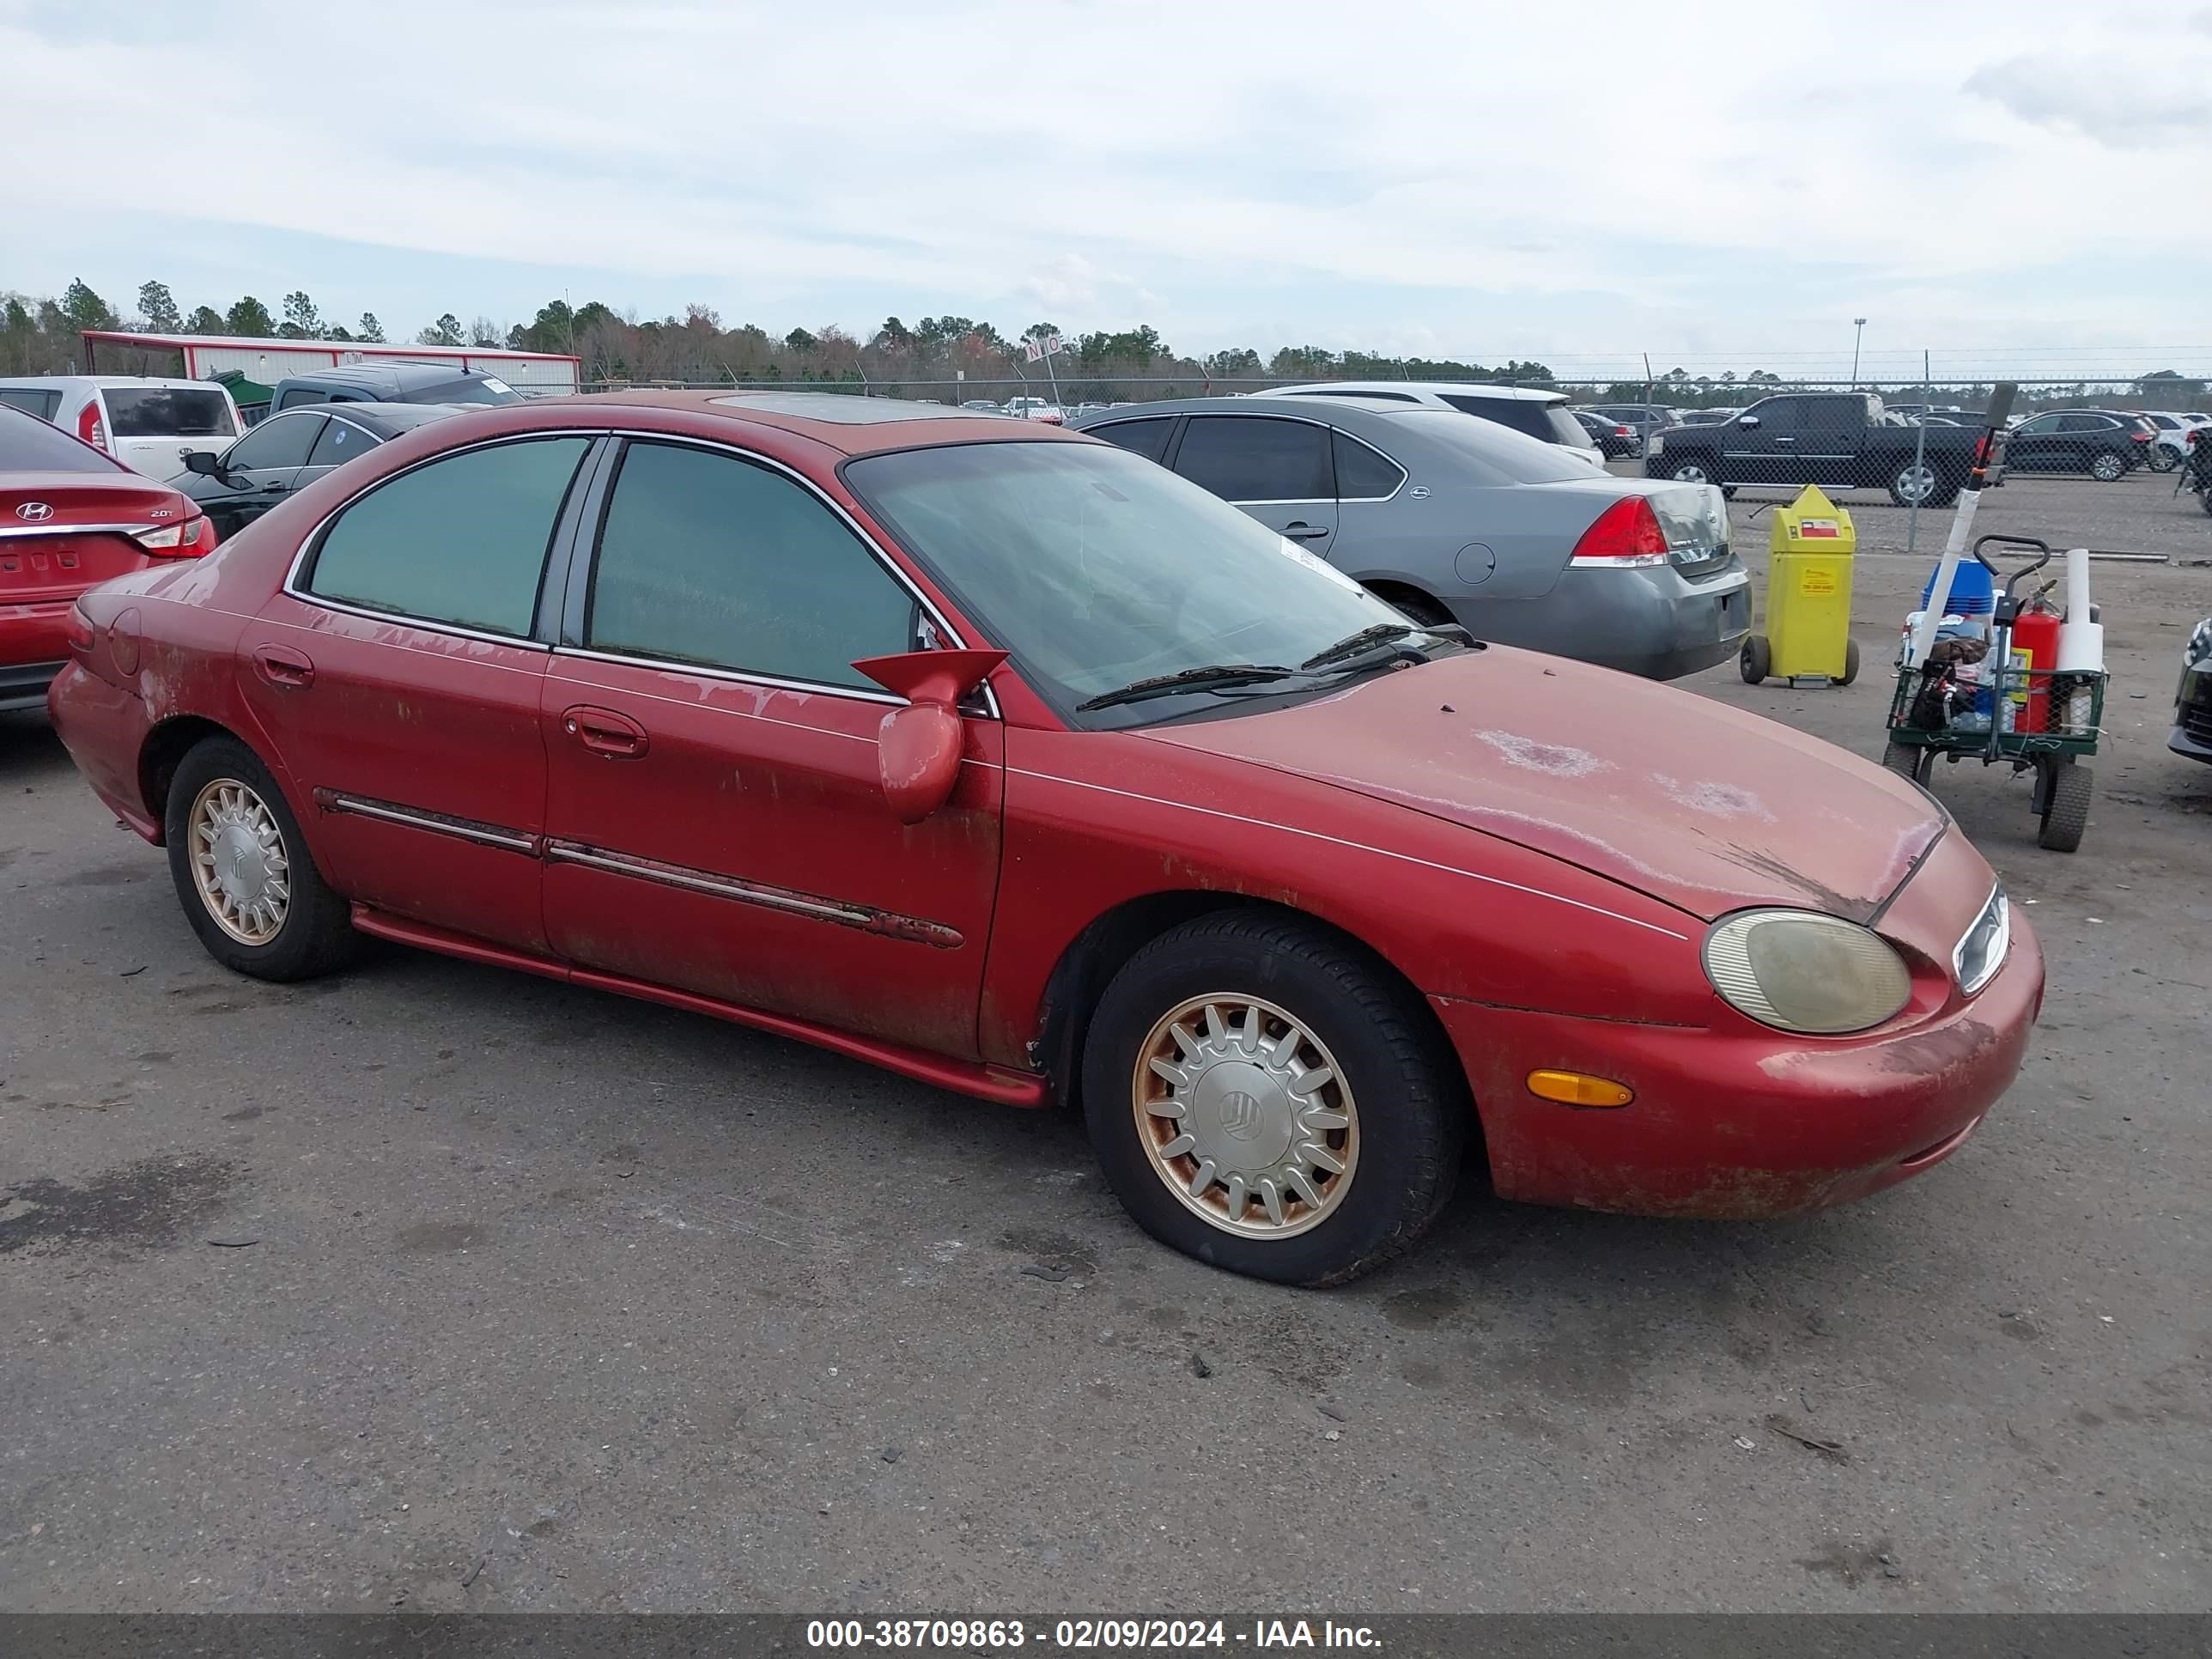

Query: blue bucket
[[1922, 560, 1994, 616]]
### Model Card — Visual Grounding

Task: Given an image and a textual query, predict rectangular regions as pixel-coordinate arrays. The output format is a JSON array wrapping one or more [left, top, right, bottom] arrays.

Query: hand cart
[[1881, 534, 2106, 852]]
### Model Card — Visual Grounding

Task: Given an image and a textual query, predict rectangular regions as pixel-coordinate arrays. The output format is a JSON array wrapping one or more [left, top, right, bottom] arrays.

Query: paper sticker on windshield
[[1278, 536, 1364, 592], [480, 377, 513, 393]]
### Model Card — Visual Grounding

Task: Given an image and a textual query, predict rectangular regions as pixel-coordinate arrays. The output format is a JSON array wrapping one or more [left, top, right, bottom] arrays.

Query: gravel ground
[[2, 469, 2208, 1613]]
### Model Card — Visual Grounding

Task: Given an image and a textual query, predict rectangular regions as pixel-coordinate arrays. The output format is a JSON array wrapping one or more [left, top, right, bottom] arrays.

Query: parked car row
[[36, 390, 2043, 1285]]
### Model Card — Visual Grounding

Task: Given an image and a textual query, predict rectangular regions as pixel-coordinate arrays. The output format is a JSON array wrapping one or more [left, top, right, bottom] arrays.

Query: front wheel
[[1739, 635, 1771, 684], [164, 736, 358, 981], [2148, 445, 2180, 473], [2089, 450, 2127, 483], [1888, 461, 1941, 507], [1082, 913, 1465, 1286]]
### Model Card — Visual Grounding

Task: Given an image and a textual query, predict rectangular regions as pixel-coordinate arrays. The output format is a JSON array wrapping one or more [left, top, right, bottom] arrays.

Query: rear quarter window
[[1439, 393, 1554, 442], [0, 387, 62, 421], [1086, 417, 1176, 463]]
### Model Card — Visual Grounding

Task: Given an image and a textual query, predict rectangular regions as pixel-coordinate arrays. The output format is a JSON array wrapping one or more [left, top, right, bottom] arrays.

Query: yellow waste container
[[1739, 484, 1860, 686]]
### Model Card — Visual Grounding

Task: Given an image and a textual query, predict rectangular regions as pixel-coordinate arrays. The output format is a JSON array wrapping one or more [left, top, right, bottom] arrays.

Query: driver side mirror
[[184, 450, 226, 477], [850, 648, 1008, 823], [1736, 414, 1759, 428]]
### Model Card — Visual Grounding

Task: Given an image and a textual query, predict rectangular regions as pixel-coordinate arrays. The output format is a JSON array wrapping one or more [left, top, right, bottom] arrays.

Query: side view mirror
[[184, 450, 226, 477], [850, 647, 1008, 823], [1736, 414, 1759, 428]]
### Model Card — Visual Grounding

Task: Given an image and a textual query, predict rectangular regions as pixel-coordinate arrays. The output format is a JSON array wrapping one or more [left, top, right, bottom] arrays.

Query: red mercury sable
[[46, 392, 2042, 1285]]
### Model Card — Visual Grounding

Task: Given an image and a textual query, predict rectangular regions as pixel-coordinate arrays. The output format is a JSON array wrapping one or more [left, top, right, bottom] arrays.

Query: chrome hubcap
[[189, 779, 290, 945], [1133, 995, 1358, 1238], [1898, 465, 1936, 501], [1673, 464, 1707, 483]]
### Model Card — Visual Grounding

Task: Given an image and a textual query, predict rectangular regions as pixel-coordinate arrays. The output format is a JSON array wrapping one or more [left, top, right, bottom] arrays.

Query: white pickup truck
[[1005, 396, 1065, 425]]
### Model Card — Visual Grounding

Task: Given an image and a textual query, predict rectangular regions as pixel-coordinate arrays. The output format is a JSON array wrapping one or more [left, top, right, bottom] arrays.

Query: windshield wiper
[[1300, 622, 1428, 672], [1076, 663, 1297, 712]]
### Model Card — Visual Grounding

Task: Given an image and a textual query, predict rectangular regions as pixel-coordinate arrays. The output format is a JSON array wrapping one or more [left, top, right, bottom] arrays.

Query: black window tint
[[225, 414, 325, 471], [1333, 429, 1404, 498], [1747, 399, 1799, 434], [2056, 414, 2101, 433], [102, 387, 235, 437], [585, 441, 913, 690], [1440, 394, 1550, 441], [424, 378, 519, 406], [0, 405, 125, 471], [0, 387, 61, 420], [1089, 417, 1174, 463], [1172, 416, 1332, 501], [2014, 414, 2058, 434], [307, 437, 589, 635], [306, 417, 380, 469], [276, 387, 330, 408]]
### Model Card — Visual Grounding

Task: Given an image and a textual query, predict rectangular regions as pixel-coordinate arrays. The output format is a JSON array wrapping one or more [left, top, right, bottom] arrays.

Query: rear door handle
[[252, 644, 315, 689], [1773, 436, 1796, 444], [1281, 522, 1330, 541], [562, 704, 650, 759]]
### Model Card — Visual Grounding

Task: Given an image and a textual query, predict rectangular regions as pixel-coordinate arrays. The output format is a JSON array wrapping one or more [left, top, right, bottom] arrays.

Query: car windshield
[[425, 377, 522, 405], [0, 405, 127, 472], [844, 440, 1423, 728]]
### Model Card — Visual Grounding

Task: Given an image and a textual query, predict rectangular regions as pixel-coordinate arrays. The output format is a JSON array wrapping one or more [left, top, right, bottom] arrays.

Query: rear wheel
[[1881, 741, 1932, 784], [1838, 636, 1861, 686], [2089, 450, 2127, 483], [1082, 913, 1464, 1286], [164, 737, 357, 981], [2148, 444, 2180, 473], [2037, 761, 2092, 853], [1382, 590, 1453, 629]]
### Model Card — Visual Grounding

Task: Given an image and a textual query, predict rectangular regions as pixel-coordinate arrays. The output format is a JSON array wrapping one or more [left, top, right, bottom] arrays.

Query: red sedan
[[3, 404, 216, 713], [47, 392, 2042, 1285]]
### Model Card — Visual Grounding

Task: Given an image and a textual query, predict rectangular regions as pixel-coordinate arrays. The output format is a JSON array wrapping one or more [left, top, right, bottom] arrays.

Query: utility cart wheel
[[2037, 760, 2093, 853], [1739, 635, 1771, 684], [1881, 741, 1934, 785], [1838, 637, 1860, 687]]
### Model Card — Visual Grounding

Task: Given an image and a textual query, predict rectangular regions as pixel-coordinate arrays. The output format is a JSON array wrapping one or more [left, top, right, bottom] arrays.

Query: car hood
[[1143, 647, 1945, 924]]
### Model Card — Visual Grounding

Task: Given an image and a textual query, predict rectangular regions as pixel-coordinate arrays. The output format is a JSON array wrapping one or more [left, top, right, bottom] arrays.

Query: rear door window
[[1333, 429, 1404, 499], [304, 436, 591, 636], [0, 387, 61, 421], [1172, 416, 1334, 501], [101, 386, 236, 438], [306, 416, 382, 470], [1087, 417, 1176, 463]]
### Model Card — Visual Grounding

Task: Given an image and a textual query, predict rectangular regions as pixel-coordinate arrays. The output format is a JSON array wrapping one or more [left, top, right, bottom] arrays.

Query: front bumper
[[1432, 909, 2045, 1219], [2172, 659, 2212, 763], [1459, 562, 1752, 681]]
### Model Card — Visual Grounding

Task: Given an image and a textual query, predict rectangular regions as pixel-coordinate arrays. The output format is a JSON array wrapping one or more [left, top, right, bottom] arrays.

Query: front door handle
[[1281, 522, 1330, 541], [252, 643, 315, 689], [261, 482, 288, 494], [1773, 436, 1796, 444], [562, 705, 649, 759]]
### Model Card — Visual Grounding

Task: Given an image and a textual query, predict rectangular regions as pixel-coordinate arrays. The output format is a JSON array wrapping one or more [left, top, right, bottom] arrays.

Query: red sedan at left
[[3, 403, 216, 713], [47, 392, 2040, 1285]]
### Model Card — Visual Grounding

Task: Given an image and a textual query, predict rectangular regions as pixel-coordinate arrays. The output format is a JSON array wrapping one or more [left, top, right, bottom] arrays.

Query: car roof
[[276, 362, 495, 391], [1271, 380, 1568, 404], [554, 389, 1090, 457], [0, 375, 229, 392]]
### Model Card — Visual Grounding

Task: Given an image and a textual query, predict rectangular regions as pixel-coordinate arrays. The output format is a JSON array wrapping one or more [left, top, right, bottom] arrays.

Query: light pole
[[1850, 319, 1868, 389]]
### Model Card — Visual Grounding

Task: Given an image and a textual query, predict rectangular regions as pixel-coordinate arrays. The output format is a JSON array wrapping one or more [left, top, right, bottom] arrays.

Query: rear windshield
[[1438, 392, 1592, 450], [0, 387, 62, 421], [0, 405, 127, 472], [1386, 408, 1606, 484], [405, 378, 517, 406], [101, 387, 237, 438]]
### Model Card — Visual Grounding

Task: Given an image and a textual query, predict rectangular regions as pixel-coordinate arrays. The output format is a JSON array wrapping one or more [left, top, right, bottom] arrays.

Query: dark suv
[[2002, 410, 2156, 481], [267, 363, 526, 416]]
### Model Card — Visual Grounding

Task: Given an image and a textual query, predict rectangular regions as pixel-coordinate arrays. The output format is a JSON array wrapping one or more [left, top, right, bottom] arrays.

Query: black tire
[[2202, 483, 2212, 518], [2089, 450, 2126, 483], [1383, 590, 1453, 629], [164, 735, 358, 981], [2037, 762, 2092, 853], [1080, 912, 1466, 1286], [1838, 636, 1860, 686], [1881, 741, 1917, 777], [1739, 635, 1771, 684], [2148, 445, 2179, 474], [1668, 458, 1719, 487]]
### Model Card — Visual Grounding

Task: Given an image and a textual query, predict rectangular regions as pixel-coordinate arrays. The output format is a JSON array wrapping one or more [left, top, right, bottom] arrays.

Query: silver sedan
[[1071, 395, 1749, 680]]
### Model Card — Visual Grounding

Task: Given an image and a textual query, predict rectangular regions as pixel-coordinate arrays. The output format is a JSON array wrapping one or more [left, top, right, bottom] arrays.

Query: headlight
[[1953, 885, 2009, 997], [1701, 909, 1912, 1035]]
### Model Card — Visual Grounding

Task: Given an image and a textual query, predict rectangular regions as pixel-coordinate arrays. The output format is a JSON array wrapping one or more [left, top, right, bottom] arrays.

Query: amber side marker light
[[1527, 1070, 1635, 1108]]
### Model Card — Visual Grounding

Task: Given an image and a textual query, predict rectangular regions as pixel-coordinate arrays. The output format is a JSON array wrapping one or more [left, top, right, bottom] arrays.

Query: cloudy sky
[[5, 0, 2209, 378]]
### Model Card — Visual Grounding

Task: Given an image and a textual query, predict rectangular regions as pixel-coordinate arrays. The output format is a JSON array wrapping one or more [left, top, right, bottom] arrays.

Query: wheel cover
[[1672, 463, 1708, 483], [1896, 464, 1936, 501], [1132, 994, 1359, 1238], [2093, 453, 2123, 479], [188, 777, 291, 945]]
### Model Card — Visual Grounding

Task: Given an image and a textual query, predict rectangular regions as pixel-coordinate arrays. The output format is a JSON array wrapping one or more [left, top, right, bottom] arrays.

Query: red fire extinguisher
[[2008, 601, 2063, 732]]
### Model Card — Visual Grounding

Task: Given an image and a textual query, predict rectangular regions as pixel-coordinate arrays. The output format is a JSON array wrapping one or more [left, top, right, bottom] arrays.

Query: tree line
[[3, 276, 2202, 410]]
